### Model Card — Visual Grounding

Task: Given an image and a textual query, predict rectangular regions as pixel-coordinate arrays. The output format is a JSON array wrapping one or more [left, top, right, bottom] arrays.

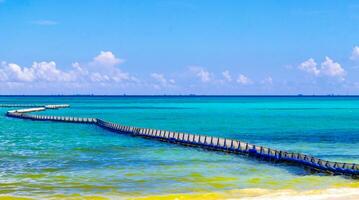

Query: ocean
[[1, 96, 359, 199]]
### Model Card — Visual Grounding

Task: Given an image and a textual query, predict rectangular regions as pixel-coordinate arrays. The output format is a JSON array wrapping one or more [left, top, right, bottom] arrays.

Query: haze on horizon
[[1, 0, 359, 95]]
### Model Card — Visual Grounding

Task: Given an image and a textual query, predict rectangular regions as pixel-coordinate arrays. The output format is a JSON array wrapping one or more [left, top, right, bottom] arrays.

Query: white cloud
[[320, 57, 346, 78], [91, 51, 124, 67], [222, 70, 232, 82], [6, 63, 35, 82], [298, 57, 346, 80], [151, 73, 167, 85], [350, 46, 359, 61], [150, 73, 175, 88], [71, 62, 88, 76], [32, 20, 58, 26], [237, 74, 252, 85], [0, 51, 135, 84], [86, 51, 131, 82], [32, 61, 75, 82], [0, 70, 7, 81], [0, 61, 73, 82], [0, 51, 140, 94], [298, 58, 320, 76], [0, 62, 8, 81], [189, 66, 211, 82], [90, 72, 110, 82]]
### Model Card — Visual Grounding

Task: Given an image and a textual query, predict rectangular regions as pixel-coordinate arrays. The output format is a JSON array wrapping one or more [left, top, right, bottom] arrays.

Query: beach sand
[[132, 187, 359, 200], [2, 187, 359, 200]]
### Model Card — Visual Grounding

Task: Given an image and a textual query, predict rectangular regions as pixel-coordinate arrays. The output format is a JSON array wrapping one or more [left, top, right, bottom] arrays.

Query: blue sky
[[1, 0, 359, 95]]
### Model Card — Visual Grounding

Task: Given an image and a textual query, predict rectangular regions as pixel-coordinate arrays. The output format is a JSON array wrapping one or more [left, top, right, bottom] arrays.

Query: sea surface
[[1, 96, 359, 199]]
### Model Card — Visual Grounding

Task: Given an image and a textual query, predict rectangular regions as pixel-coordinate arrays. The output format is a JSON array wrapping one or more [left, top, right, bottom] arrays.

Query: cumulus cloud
[[189, 66, 211, 82], [90, 72, 110, 82], [33, 61, 76, 82], [237, 74, 252, 85], [0, 70, 7, 81], [320, 57, 346, 78], [0, 51, 135, 84], [222, 70, 232, 82], [150, 73, 175, 88], [298, 57, 346, 80], [0, 61, 74, 82], [86, 51, 132, 82], [0, 51, 142, 94], [91, 51, 124, 67], [298, 58, 320, 76], [350, 46, 359, 61], [6, 63, 35, 82]]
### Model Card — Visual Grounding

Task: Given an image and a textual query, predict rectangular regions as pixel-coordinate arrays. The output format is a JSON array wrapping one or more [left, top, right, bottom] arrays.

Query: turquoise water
[[1, 96, 359, 199]]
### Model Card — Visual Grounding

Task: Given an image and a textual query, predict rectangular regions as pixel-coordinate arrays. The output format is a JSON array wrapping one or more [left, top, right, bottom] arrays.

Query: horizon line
[[1, 94, 359, 97]]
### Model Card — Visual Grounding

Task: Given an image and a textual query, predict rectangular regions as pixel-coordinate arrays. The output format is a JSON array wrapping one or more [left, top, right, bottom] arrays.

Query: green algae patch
[[124, 173, 138, 177], [0, 196, 33, 200], [62, 183, 116, 191], [247, 177, 261, 184], [42, 168, 62, 173], [16, 174, 47, 179], [50, 194, 110, 200], [183, 172, 237, 183]]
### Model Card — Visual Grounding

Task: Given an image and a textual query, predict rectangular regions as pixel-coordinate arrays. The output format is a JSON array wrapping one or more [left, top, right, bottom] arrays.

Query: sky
[[1, 0, 359, 95]]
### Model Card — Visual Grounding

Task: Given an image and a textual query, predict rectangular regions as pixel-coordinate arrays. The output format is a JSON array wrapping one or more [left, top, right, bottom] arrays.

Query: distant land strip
[[1, 95, 359, 97]]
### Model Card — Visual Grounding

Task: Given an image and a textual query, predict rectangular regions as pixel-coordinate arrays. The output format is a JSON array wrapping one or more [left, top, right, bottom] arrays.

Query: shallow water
[[1, 96, 359, 199]]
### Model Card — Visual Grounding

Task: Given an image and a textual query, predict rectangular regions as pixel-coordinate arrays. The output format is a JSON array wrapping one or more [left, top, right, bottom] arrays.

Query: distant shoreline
[[1, 95, 359, 97]]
